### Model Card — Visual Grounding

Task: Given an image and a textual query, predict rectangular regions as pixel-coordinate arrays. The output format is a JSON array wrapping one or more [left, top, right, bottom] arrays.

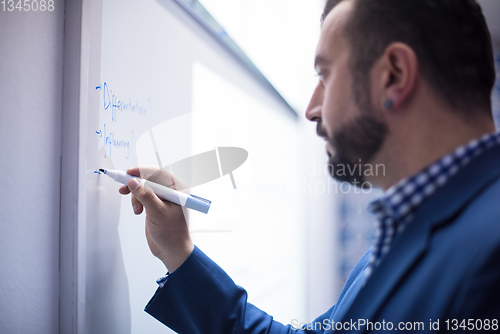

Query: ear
[[379, 42, 418, 111]]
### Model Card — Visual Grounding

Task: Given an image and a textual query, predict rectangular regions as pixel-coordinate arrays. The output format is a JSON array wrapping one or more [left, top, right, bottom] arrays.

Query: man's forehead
[[316, 0, 353, 63]]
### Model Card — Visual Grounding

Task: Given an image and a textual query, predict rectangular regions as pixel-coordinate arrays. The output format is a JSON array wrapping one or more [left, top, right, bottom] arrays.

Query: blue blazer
[[145, 144, 500, 333]]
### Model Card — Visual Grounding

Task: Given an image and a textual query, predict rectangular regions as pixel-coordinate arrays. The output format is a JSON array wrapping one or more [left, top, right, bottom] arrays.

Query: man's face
[[306, 1, 388, 187]]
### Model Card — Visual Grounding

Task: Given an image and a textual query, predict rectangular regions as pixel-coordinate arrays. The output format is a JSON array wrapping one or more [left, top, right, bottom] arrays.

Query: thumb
[[128, 178, 164, 212]]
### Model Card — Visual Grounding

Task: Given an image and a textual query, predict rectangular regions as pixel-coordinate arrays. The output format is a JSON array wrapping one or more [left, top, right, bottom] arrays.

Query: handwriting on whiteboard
[[96, 124, 133, 159], [95, 81, 148, 159], [96, 82, 149, 122]]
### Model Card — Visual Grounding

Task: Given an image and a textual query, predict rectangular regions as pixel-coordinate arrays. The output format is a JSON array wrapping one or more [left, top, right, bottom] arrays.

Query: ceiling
[[477, 0, 500, 45]]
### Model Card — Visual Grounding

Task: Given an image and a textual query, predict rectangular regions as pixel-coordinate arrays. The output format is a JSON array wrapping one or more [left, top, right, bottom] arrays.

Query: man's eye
[[316, 72, 325, 83]]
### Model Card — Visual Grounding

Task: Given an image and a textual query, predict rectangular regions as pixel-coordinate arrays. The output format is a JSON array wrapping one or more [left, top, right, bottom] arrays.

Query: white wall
[[0, 2, 65, 333], [198, 0, 325, 115]]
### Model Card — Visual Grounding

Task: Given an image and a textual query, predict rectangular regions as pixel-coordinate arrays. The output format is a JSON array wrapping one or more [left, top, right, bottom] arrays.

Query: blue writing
[[102, 82, 148, 122], [100, 123, 131, 159]]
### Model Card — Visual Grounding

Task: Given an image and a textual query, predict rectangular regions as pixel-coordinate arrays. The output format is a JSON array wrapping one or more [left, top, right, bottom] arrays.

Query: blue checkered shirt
[[364, 131, 500, 281], [156, 272, 170, 288]]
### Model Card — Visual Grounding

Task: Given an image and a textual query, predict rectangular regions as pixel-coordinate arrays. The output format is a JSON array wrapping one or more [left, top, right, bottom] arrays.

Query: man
[[119, 0, 500, 332]]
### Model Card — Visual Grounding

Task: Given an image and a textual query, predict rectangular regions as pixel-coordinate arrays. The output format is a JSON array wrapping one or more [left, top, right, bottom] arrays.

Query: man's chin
[[327, 154, 367, 187]]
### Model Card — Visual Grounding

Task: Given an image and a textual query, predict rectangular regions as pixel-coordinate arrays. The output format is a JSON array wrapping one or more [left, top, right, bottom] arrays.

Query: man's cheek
[[320, 100, 338, 133]]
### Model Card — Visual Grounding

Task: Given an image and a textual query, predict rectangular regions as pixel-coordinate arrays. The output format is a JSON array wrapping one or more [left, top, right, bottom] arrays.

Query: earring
[[384, 99, 394, 110]]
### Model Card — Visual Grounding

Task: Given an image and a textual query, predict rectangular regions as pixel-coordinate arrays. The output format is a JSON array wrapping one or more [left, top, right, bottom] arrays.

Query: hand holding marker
[[99, 169, 211, 214], [99, 147, 248, 214]]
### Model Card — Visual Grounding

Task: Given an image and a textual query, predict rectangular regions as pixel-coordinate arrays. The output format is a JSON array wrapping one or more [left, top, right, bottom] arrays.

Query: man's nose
[[305, 81, 324, 122]]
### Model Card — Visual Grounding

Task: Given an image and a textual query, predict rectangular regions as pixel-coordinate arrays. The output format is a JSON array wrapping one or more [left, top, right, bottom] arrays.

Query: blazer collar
[[337, 143, 500, 333]]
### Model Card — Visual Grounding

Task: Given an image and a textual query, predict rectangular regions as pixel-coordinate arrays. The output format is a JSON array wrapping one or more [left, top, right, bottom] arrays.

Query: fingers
[[126, 166, 168, 183], [118, 185, 143, 214], [119, 185, 130, 194], [131, 194, 143, 214], [127, 178, 165, 215], [126, 166, 190, 192], [118, 165, 191, 215]]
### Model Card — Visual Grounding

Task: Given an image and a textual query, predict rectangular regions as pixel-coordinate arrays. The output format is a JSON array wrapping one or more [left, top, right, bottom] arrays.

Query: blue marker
[[99, 169, 211, 214]]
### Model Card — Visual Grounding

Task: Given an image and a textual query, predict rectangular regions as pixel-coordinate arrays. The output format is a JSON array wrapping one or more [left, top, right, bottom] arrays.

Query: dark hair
[[322, 0, 495, 116]]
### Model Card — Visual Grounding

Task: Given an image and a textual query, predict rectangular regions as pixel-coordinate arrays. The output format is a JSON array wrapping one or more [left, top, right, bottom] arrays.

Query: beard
[[322, 108, 388, 188]]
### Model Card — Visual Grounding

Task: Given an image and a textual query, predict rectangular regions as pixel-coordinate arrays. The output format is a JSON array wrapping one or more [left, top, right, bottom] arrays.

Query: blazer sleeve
[[144, 245, 334, 334]]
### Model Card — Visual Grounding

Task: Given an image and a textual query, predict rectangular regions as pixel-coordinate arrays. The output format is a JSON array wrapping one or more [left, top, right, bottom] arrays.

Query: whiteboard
[[62, 0, 308, 333]]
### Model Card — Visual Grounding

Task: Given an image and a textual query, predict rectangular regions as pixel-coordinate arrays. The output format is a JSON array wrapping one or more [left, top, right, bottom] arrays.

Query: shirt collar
[[368, 131, 500, 228]]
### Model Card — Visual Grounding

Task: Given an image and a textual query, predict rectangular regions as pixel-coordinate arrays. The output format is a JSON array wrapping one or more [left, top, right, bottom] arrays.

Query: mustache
[[316, 122, 329, 140]]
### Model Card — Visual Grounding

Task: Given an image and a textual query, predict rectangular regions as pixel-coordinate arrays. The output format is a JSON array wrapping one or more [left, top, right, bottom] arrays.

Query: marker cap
[[184, 194, 211, 214]]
